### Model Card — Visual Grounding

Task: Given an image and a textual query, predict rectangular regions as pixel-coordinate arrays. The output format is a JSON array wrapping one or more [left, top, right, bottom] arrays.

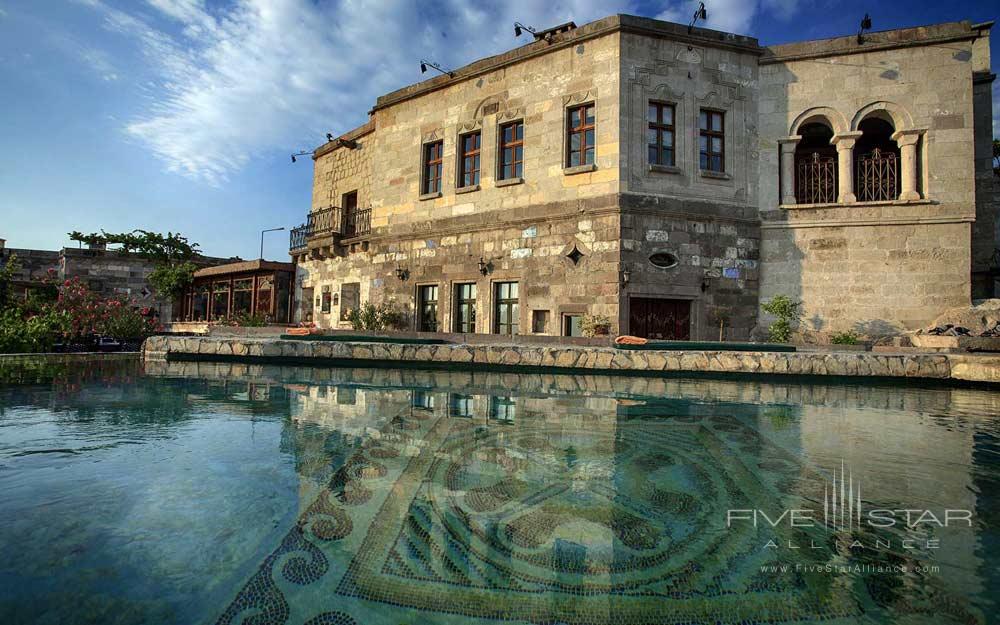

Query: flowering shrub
[[0, 276, 157, 353], [216, 311, 268, 327]]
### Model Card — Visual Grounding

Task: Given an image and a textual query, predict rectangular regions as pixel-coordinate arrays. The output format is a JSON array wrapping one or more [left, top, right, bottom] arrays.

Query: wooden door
[[629, 297, 691, 340]]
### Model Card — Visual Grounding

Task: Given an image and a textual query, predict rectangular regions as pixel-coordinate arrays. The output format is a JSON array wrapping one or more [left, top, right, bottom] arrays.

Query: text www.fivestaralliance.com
[[760, 564, 940, 574]]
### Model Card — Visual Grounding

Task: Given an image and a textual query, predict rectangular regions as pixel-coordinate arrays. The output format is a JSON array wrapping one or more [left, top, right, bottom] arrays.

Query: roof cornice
[[369, 14, 760, 114]]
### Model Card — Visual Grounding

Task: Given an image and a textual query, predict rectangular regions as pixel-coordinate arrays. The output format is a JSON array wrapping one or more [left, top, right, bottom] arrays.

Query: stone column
[[778, 136, 800, 205], [892, 129, 922, 201], [831, 132, 863, 204]]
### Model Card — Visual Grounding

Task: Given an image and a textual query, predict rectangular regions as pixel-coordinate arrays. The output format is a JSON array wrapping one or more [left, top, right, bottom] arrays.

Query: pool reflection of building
[[138, 362, 996, 624]]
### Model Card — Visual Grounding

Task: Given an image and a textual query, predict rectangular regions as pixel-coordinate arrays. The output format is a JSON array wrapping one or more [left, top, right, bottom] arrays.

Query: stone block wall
[[366, 25, 621, 230], [618, 28, 760, 208], [310, 121, 375, 213], [760, 219, 970, 334], [297, 196, 622, 333], [756, 21, 992, 334], [620, 194, 760, 340]]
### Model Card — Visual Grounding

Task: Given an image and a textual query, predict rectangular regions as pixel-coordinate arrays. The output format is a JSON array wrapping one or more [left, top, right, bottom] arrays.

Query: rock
[[928, 299, 1000, 336]]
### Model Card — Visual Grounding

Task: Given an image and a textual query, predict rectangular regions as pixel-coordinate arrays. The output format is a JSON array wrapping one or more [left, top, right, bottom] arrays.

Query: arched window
[[794, 122, 836, 204], [854, 116, 900, 202]]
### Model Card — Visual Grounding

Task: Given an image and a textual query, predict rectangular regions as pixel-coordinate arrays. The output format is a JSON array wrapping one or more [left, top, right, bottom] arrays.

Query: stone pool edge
[[141, 336, 1000, 385]]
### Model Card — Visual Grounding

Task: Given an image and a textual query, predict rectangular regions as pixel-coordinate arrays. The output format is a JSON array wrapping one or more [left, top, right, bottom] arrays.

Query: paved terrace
[[142, 335, 1000, 385]]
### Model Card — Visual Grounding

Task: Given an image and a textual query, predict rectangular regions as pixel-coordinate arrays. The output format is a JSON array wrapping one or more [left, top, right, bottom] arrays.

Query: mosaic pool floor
[[1, 359, 997, 624]]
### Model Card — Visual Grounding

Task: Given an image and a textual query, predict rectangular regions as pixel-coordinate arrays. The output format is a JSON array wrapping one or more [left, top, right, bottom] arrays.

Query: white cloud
[[76, 0, 798, 184], [656, 0, 798, 36]]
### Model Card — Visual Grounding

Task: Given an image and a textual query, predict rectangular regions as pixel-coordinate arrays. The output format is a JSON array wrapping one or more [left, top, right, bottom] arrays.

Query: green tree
[[0, 252, 20, 312], [761, 295, 801, 343], [68, 229, 201, 300]]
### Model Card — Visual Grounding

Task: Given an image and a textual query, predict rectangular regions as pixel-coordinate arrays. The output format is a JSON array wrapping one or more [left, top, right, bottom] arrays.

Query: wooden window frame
[[417, 284, 439, 333], [493, 281, 519, 336], [699, 109, 725, 173], [422, 140, 444, 194], [648, 101, 676, 167], [457, 131, 481, 188], [453, 282, 477, 333], [497, 120, 524, 181], [566, 103, 595, 167]]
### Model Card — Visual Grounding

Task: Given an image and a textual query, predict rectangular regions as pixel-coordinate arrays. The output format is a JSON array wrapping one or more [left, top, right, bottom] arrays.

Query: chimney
[[0, 238, 5, 251]]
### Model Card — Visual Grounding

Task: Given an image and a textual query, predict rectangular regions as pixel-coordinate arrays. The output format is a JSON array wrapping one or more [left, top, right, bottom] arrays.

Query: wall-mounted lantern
[[395, 265, 409, 281], [620, 267, 631, 287], [478, 257, 490, 275]]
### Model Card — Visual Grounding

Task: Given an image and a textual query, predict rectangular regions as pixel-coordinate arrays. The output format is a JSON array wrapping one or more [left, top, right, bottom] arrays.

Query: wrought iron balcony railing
[[289, 205, 372, 253], [856, 148, 899, 202], [343, 206, 372, 238], [795, 152, 837, 204], [289, 224, 309, 251]]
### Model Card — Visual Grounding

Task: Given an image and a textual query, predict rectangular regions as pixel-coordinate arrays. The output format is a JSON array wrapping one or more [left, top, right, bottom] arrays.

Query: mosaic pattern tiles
[[216, 405, 982, 625]]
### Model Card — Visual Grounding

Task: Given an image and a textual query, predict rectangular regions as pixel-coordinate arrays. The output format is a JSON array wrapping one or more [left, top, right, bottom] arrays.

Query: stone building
[[0, 237, 237, 320], [290, 15, 996, 341]]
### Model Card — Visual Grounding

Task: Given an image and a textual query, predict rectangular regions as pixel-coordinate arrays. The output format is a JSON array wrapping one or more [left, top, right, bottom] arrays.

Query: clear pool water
[[1, 358, 998, 625]]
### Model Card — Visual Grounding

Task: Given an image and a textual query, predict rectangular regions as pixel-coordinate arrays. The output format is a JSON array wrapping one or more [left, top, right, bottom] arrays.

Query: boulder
[[927, 299, 1000, 336]]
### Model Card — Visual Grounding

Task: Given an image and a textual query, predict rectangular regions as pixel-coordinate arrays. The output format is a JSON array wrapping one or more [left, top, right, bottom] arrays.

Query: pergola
[[178, 260, 295, 324]]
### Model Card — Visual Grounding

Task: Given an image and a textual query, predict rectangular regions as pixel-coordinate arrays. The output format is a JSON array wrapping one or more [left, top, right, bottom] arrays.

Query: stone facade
[[291, 15, 996, 341], [758, 21, 998, 334]]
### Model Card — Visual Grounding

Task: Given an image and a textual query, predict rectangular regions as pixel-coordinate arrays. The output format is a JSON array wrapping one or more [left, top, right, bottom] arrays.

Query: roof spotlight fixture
[[513, 22, 536, 37], [419, 59, 454, 77], [688, 2, 707, 33], [857, 13, 872, 45], [290, 150, 311, 163], [326, 133, 334, 142]]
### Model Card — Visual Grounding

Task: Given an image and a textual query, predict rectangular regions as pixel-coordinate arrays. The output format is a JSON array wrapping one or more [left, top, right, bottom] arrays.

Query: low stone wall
[[138, 335, 1000, 383]]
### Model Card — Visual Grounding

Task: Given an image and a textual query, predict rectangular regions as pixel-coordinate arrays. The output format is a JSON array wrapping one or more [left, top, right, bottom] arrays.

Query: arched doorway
[[854, 116, 900, 201], [794, 122, 837, 204]]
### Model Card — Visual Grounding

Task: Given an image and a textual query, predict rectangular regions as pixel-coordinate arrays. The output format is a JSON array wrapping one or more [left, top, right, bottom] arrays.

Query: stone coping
[[142, 336, 1000, 384]]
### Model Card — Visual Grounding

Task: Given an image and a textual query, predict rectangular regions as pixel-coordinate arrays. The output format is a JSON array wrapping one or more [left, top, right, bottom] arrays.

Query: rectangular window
[[648, 102, 675, 166], [458, 131, 481, 188], [699, 109, 725, 172], [321, 287, 332, 314], [493, 281, 519, 335], [490, 396, 516, 422], [449, 393, 474, 418], [498, 121, 524, 180], [412, 390, 435, 410], [453, 283, 477, 333], [563, 314, 583, 337], [566, 103, 595, 167], [211, 281, 230, 320], [336, 386, 357, 405], [531, 309, 550, 334], [418, 284, 439, 332], [340, 283, 359, 321], [422, 140, 443, 194], [232, 278, 253, 315]]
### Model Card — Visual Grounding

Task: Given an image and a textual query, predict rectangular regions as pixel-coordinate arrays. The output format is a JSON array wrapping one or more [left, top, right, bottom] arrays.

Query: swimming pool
[[1, 358, 997, 624]]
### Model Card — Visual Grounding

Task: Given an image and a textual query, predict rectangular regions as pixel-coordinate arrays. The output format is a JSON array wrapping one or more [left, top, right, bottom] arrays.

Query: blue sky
[[1, 0, 997, 261]]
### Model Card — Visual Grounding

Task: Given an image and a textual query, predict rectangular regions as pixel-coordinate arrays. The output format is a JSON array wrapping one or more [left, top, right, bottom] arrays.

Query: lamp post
[[260, 227, 285, 259]]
